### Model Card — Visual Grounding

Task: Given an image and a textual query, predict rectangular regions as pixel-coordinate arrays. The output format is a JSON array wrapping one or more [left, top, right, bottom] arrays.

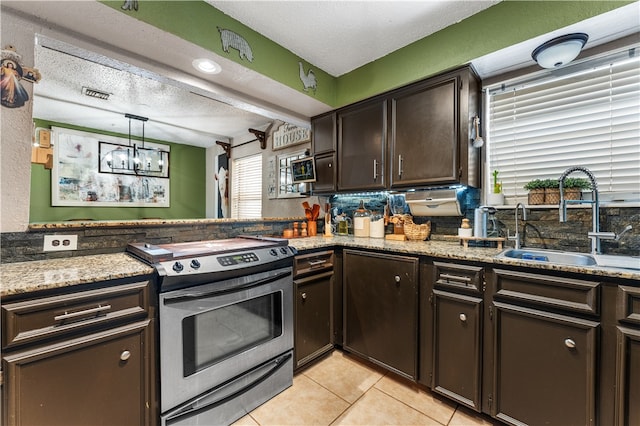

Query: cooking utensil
[[302, 201, 311, 210], [472, 115, 484, 148], [311, 204, 320, 220]]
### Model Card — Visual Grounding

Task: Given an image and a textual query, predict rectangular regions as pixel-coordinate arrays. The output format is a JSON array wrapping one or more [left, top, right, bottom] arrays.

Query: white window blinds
[[487, 47, 640, 201], [231, 154, 262, 218]]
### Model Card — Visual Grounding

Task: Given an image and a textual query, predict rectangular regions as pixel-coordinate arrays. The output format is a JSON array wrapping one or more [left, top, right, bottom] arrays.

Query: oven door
[[159, 266, 293, 412]]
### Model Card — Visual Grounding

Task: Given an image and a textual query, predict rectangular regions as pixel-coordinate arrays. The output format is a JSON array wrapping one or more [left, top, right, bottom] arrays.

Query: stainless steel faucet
[[558, 166, 614, 254], [508, 203, 527, 249]]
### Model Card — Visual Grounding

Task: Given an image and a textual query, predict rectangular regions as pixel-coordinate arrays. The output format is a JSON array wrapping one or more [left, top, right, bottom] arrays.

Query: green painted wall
[[30, 120, 206, 222]]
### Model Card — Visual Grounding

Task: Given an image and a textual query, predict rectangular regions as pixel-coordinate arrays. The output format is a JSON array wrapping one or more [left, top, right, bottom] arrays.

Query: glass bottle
[[353, 200, 371, 238]]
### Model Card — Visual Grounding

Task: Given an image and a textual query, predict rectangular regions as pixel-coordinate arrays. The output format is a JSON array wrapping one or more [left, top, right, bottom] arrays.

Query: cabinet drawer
[[2, 280, 150, 350], [617, 285, 640, 326], [294, 251, 334, 278], [433, 261, 483, 294], [492, 269, 600, 316]]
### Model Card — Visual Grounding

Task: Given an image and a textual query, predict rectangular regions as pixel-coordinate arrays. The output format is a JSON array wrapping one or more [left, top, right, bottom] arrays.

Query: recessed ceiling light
[[192, 58, 222, 74]]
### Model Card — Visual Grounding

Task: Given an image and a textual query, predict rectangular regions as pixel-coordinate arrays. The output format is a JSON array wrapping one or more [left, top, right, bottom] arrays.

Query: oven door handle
[[162, 270, 292, 303], [163, 352, 292, 422]]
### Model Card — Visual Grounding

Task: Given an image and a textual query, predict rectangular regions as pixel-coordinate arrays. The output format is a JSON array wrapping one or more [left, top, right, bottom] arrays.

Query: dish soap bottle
[[353, 200, 371, 238]]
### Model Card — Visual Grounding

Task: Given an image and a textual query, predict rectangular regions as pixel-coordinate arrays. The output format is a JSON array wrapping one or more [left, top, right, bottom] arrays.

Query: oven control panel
[[156, 246, 296, 277], [217, 252, 259, 266]]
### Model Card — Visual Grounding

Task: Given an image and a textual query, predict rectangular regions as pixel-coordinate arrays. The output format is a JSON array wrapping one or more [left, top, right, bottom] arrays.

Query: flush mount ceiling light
[[192, 58, 222, 74], [532, 33, 589, 69]]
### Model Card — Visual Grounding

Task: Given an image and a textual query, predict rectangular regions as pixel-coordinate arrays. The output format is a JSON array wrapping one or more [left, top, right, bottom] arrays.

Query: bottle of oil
[[353, 200, 371, 238]]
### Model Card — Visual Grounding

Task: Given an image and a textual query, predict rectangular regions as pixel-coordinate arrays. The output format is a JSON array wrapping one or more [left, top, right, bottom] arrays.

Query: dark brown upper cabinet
[[310, 65, 480, 194]]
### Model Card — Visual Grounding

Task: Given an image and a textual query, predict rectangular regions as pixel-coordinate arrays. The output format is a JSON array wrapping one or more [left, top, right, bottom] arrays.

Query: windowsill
[[490, 201, 640, 209]]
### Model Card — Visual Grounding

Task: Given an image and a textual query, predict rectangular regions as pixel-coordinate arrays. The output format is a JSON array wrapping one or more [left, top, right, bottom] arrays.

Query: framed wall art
[[51, 127, 170, 207]]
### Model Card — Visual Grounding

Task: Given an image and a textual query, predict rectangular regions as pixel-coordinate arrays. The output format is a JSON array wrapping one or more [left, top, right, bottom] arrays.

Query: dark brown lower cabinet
[[294, 270, 334, 369], [492, 301, 599, 426], [343, 250, 418, 380], [3, 320, 150, 426], [432, 289, 482, 411], [615, 326, 640, 426]]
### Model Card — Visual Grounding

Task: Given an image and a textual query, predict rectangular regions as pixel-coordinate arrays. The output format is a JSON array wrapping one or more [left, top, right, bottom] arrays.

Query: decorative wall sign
[[298, 62, 317, 94], [218, 28, 254, 62], [121, 0, 138, 11], [52, 127, 170, 207], [1, 45, 41, 109], [272, 123, 310, 150]]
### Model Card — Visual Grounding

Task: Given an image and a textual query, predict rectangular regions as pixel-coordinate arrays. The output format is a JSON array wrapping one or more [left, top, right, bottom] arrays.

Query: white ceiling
[[4, 1, 639, 148]]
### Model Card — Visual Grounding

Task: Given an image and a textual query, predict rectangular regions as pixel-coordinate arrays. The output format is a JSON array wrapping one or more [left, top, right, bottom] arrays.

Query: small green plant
[[492, 170, 502, 194], [524, 179, 546, 191], [563, 177, 592, 189], [543, 178, 559, 189]]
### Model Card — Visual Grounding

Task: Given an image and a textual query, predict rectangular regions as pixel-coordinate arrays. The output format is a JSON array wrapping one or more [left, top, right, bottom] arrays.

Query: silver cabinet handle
[[301, 292, 307, 300], [308, 259, 327, 267], [398, 155, 403, 178], [439, 274, 472, 283], [54, 304, 112, 322], [564, 338, 576, 349], [120, 350, 131, 361], [394, 275, 401, 283], [459, 313, 467, 322], [373, 159, 378, 180]]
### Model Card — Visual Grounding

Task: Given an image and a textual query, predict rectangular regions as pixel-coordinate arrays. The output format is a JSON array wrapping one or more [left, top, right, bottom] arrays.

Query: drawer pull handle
[[459, 313, 467, 322], [440, 274, 472, 283], [394, 275, 401, 283], [120, 350, 131, 361], [54, 304, 112, 322], [308, 260, 327, 267], [564, 338, 576, 349], [301, 292, 307, 300]]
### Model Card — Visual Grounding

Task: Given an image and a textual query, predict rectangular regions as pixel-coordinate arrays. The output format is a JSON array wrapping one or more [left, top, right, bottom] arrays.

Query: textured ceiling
[[209, 0, 500, 76]]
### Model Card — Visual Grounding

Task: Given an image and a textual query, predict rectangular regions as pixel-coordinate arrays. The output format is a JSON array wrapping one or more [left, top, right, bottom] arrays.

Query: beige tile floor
[[233, 350, 500, 426]]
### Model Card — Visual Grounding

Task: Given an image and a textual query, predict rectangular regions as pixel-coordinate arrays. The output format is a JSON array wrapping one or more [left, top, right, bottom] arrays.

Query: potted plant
[[562, 177, 592, 200], [524, 179, 546, 205], [543, 178, 561, 204], [487, 170, 504, 205]]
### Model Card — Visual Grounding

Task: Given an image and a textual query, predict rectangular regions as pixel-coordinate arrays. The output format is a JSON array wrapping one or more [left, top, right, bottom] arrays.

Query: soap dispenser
[[353, 200, 371, 238]]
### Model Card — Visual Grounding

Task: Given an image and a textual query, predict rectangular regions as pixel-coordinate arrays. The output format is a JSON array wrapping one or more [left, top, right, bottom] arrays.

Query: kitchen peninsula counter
[[1, 253, 153, 297]]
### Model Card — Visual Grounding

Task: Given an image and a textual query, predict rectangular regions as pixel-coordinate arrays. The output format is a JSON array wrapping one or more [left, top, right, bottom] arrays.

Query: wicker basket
[[404, 219, 431, 241], [545, 188, 561, 205], [527, 189, 545, 205]]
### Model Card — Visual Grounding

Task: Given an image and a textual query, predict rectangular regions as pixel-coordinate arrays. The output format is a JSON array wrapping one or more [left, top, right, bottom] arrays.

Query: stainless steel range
[[127, 236, 296, 426]]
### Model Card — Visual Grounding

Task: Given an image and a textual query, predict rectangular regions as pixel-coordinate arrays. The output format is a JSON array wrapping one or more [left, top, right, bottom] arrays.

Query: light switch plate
[[43, 235, 78, 252]]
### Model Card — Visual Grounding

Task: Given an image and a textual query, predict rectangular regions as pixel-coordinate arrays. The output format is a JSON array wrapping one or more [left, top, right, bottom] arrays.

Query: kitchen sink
[[497, 248, 640, 271], [497, 248, 597, 266]]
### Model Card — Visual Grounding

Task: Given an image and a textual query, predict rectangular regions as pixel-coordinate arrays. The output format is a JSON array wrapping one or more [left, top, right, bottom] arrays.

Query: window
[[231, 153, 262, 218], [277, 151, 307, 198], [486, 45, 640, 203]]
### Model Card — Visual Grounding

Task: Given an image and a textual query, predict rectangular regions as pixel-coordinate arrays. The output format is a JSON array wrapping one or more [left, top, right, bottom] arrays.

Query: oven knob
[[269, 249, 278, 256], [190, 259, 201, 269], [173, 262, 184, 272], [280, 247, 288, 255]]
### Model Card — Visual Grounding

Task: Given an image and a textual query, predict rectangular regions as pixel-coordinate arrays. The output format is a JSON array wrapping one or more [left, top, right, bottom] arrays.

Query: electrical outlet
[[43, 235, 78, 252]]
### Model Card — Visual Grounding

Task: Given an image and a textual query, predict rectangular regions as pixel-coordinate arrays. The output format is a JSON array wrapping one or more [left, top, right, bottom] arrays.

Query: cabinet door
[[492, 302, 598, 426], [294, 271, 333, 369], [337, 100, 386, 191], [3, 320, 151, 426], [390, 76, 458, 188], [343, 250, 418, 379], [615, 326, 640, 426], [311, 152, 336, 194], [311, 112, 336, 154], [432, 289, 482, 411]]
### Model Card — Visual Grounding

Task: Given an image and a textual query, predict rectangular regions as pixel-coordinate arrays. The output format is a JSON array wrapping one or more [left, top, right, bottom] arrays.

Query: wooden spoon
[[311, 204, 320, 220]]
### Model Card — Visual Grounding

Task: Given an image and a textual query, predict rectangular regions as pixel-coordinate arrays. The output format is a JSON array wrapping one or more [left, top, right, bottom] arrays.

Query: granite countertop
[[1, 253, 154, 298], [289, 235, 640, 281], [2, 236, 637, 298]]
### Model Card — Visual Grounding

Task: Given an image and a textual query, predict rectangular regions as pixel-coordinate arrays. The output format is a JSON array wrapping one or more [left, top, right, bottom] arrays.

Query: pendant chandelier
[[99, 113, 170, 178]]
